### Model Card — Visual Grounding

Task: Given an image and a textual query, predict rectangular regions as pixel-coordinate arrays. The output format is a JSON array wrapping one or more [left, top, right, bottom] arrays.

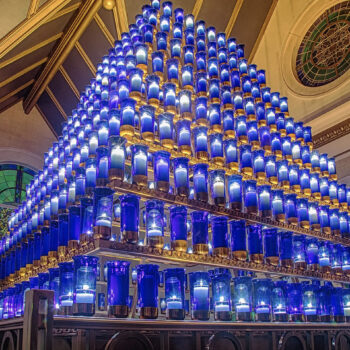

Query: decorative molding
[[192, 0, 204, 21], [94, 13, 115, 46], [58, 66, 80, 99], [225, 0, 244, 37], [23, 0, 102, 114], [0, 58, 47, 89], [0, 80, 34, 104], [313, 118, 350, 149], [112, 6, 121, 40], [0, 33, 62, 70], [0, 0, 70, 59], [115, 0, 128, 34], [249, 0, 278, 63], [27, 0, 40, 18], [75, 41, 97, 75], [45, 86, 67, 120]]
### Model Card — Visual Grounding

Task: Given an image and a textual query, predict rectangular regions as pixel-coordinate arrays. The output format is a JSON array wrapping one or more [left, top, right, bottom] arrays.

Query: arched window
[[0, 164, 36, 207]]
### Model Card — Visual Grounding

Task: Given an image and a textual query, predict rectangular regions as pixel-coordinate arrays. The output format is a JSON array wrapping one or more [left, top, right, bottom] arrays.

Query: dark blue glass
[[248, 225, 263, 260], [305, 238, 319, 266], [169, 206, 187, 249], [287, 283, 302, 318], [211, 216, 228, 253], [164, 268, 185, 319], [120, 194, 139, 243], [293, 235, 306, 265], [49, 267, 60, 309], [284, 194, 297, 223], [189, 271, 210, 320], [192, 164, 208, 201], [230, 220, 246, 259], [59, 262, 74, 308], [107, 261, 130, 315], [264, 228, 279, 264], [212, 268, 231, 318], [38, 272, 49, 289], [234, 276, 252, 317], [253, 279, 272, 319], [243, 180, 257, 213], [191, 211, 208, 251], [68, 206, 80, 242], [227, 175, 242, 209], [137, 264, 159, 315]]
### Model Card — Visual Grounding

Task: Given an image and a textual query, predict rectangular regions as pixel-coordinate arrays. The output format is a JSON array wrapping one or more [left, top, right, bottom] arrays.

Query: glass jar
[[212, 268, 232, 321], [189, 271, 210, 320], [234, 276, 252, 321], [59, 262, 74, 315], [145, 200, 164, 248], [169, 206, 187, 252], [211, 216, 229, 257], [253, 278, 272, 321], [191, 211, 208, 255]]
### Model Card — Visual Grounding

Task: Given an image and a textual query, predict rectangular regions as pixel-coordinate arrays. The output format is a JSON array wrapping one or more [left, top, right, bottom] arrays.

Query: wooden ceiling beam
[[0, 0, 70, 59], [0, 80, 35, 105], [27, 0, 40, 18], [225, 0, 244, 37], [47, 2, 82, 23], [0, 33, 62, 70], [192, 0, 204, 21], [248, 0, 278, 63], [112, 6, 121, 40], [94, 13, 115, 46], [23, 0, 102, 114], [115, 0, 128, 34], [0, 58, 47, 89]]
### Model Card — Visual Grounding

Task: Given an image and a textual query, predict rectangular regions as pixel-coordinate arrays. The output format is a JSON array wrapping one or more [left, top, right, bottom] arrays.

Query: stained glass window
[[0, 164, 35, 206], [296, 1, 350, 87]]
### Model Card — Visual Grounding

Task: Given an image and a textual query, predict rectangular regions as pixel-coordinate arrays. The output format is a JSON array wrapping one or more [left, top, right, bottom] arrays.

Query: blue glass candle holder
[[320, 177, 330, 202], [318, 283, 332, 322], [178, 90, 192, 121], [48, 220, 58, 263], [289, 164, 300, 193], [58, 262, 74, 315], [176, 119, 191, 155], [328, 157, 337, 180], [131, 144, 148, 186], [302, 283, 319, 322], [330, 209, 341, 236], [264, 228, 279, 265], [129, 68, 143, 100], [319, 241, 331, 274], [135, 44, 148, 71], [158, 113, 174, 148], [253, 150, 266, 180], [211, 216, 229, 257], [49, 267, 60, 311], [223, 109, 235, 139], [287, 283, 303, 321], [140, 105, 155, 141], [239, 145, 253, 176], [173, 157, 189, 197], [108, 136, 126, 182], [297, 198, 309, 228], [266, 155, 278, 184], [146, 74, 160, 108], [137, 264, 159, 319], [311, 150, 320, 173], [281, 137, 292, 163], [208, 103, 221, 133], [68, 205, 80, 252], [309, 202, 320, 231], [332, 287, 345, 322], [181, 65, 193, 91], [189, 271, 210, 320], [305, 238, 319, 271], [272, 281, 287, 321], [191, 211, 209, 255], [107, 261, 130, 318], [195, 73, 208, 98], [248, 225, 263, 263], [258, 185, 271, 217], [247, 121, 259, 149], [330, 244, 342, 275], [209, 133, 224, 166], [230, 220, 247, 261], [73, 255, 99, 316], [164, 268, 186, 320], [120, 194, 139, 244], [285, 193, 298, 225], [342, 287, 350, 321], [93, 187, 113, 239], [169, 206, 187, 252], [58, 213, 69, 259], [224, 139, 238, 171], [277, 160, 289, 189], [300, 169, 311, 196], [293, 235, 306, 270], [120, 98, 136, 139], [243, 180, 258, 214], [212, 268, 232, 321], [192, 163, 208, 202], [236, 115, 248, 144], [162, 83, 176, 116], [227, 175, 242, 210], [253, 279, 272, 321], [209, 170, 225, 206], [234, 276, 252, 321], [153, 151, 170, 192], [145, 199, 164, 248]]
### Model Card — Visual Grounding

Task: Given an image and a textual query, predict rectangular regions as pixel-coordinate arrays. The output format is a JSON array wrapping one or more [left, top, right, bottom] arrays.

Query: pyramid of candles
[[2, 0, 350, 323]]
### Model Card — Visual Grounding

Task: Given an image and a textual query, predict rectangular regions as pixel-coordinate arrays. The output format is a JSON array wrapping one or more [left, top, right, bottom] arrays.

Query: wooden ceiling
[[0, 0, 277, 137]]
